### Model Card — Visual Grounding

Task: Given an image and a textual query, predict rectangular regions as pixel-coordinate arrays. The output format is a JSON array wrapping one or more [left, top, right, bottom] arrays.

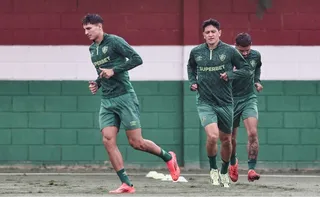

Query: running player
[[187, 19, 252, 188], [229, 32, 262, 182], [83, 13, 180, 194]]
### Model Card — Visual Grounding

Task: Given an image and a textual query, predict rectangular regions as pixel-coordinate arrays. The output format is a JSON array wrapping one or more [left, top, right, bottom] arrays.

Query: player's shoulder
[[191, 43, 206, 52], [107, 34, 121, 39], [250, 49, 261, 59], [219, 41, 231, 48], [250, 49, 261, 56], [107, 34, 127, 43], [218, 41, 237, 52], [89, 42, 95, 50]]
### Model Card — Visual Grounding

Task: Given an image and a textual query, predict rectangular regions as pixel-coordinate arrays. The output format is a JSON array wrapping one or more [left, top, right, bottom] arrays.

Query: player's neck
[[94, 32, 104, 45], [207, 40, 219, 50]]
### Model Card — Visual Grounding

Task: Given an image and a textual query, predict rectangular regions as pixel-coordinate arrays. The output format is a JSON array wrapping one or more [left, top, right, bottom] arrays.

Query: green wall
[[0, 81, 319, 169]]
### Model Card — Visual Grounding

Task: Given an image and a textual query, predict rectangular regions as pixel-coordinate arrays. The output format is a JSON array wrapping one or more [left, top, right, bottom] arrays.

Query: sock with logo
[[248, 159, 257, 170], [158, 149, 172, 162], [230, 153, 237, 165], [208, 155, 218, 170], [116, 168, 132, 186], [221, 159, 230, 174]]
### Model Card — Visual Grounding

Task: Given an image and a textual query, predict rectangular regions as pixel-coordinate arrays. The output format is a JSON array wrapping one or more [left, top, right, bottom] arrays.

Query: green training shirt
[[89, 33, 142, 98], [187, 41, 252, 106], [232, 49, 262, 98]]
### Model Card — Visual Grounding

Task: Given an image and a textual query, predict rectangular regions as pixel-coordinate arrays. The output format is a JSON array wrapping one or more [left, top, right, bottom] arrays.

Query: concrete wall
[[1, 80, 320, 169]]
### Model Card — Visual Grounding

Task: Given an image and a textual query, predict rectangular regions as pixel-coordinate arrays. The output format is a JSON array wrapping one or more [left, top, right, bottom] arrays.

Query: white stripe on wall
[[0, 46, 319, 81]]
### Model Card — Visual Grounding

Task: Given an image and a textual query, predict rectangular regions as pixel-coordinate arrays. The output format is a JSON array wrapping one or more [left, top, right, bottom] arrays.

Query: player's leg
[[117, 93, 180, 181], [229, 100, 242, 182], [99, 100, 135, 194], [229, 127, 239, 182], [216, 105, 234, 188], [242, 96, 260, 182], [197, 102, 220, 186], [231, 127, 238, 165]]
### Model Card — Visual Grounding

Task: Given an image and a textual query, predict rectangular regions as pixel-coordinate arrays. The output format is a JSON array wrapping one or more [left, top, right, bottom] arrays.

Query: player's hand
[[255, 83, 263, 92], [88, 81, 98, 95], [191, 84, 198, 91], [99, 68, 114, 79], [220, 72, 228, 81]]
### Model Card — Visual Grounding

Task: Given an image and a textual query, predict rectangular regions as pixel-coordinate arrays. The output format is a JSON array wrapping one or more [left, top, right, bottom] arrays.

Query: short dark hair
[[82, 13, 104, 25], [235, 33, 252, 47], [202, 18, 220, 32]]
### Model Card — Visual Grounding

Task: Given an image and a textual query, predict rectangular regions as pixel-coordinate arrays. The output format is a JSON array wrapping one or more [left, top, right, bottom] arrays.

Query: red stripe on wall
[[0, 0, 319, 45]]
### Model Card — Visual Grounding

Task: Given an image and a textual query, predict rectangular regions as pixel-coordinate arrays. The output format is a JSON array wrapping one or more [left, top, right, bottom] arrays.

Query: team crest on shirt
[[90, 51, 94, 57], [219, 54, 226, 61], [102, 46, 108, 54], [250, 60, 257, 67]]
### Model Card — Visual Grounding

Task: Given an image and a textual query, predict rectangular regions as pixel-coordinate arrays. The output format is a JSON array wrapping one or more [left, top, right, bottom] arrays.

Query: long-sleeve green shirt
[[187, 41, 252, 106], [89, 34, 142, 98], [232, 49, 262, 98]]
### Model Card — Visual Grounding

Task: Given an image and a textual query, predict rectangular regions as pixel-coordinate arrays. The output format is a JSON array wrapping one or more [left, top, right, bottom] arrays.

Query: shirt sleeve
[[111, 36, 143, 73], [95, 76, 102, 88], [226, 48, 252, 80], [187, 50, 197, 87], [89, 47, 102, 88], [254, 53, 262, 83]]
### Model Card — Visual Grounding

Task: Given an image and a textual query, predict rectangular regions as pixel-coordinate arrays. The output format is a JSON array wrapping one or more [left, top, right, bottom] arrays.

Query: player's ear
[[98, 23, 102, 30], [218, 30, 222, 37]]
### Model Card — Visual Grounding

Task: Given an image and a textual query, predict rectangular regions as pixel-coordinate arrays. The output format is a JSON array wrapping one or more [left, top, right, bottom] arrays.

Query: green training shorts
[[197, 101, 233, 134], [99, 92, 141, 131], [233, 94, 258, 128]]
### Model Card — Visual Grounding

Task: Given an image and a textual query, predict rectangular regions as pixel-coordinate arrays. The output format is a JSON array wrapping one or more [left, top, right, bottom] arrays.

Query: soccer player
[[228, 32, 262, 183], [187, 18, 252, 188], [82, 14, 180, 194]]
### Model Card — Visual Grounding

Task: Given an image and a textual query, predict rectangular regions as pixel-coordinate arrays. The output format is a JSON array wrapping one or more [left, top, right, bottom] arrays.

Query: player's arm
[[187, 50, 198, 90], [89, 47, 102, 89], [112, 36, 143, 73], [95, 76, 102, 88], [254, 53, 262, 84], [254, 53, 263, 92], [225, 48, 252, 80]]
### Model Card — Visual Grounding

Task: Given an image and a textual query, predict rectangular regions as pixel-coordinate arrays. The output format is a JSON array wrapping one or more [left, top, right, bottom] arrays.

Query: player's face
[[203, 25, 221, 46], [83, 23, 101, 41], [236, 45, 251, 58]]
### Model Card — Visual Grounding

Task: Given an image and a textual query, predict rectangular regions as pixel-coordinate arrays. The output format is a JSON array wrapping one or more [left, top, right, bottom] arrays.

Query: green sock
[[248, 159, 256, 170], [221, 159, 230, 174], [230, 154, 237, 165], [158, 149, 172, 162], [116, 169, 132, 186], [208, 155, 218, 170]]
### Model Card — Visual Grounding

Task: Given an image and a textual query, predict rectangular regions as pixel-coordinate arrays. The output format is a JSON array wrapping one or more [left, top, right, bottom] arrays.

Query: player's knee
[[128, 137, 145, 150], [220, 134, 231, 143], [220, 134, 232, 148], [205, 124, 219, 144], [247, 127, 258, 139], [231, 137, 237, 146], [101, 128, 117, 148], [206, 131, 218, 144], [102, 135, 116, 147], [231, 129, 237, 139], [221, 139, 232, 148]]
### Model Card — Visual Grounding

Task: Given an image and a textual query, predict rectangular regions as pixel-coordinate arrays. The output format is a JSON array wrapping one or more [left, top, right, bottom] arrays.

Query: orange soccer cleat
[[166, 151, 180, 181], [109, 183, 135, 194]]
